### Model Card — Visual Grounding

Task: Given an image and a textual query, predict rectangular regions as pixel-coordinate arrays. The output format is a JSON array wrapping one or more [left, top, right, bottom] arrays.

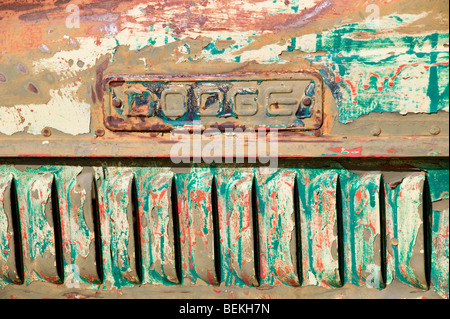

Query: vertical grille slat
[[430, 203, 449, 299], [133, 168, 178, 285], [340, 172, 384, 289], [97, 168, 140, 287], [174, 168, 219, 285], [60, 170, 101, 285], [18, 172, 61, 284], [297, 170, 341, 288], [428, 171, 449, 299], [383, 172, 428, 289], [256, 169, 300, 287], [215, 168, 258, 287], [0, 174, 22, 285]]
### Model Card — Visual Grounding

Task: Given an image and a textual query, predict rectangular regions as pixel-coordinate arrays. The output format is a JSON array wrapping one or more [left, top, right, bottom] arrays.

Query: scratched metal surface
[[0, 159, 448, 299]]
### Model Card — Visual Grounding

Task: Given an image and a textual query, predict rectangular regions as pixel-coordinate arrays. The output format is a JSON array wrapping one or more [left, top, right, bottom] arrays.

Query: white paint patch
[[238, 42, 288, 63], [307, 271, 318, 286], [0, 84, 91, 135], [294, 34, 317, 53], [33, 37, 116, 80]]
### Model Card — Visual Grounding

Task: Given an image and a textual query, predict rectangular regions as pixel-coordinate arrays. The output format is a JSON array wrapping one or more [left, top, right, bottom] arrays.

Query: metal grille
[[0, 163, 448, 299]]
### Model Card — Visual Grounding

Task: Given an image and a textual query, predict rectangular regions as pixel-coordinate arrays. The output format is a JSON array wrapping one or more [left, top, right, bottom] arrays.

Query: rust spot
[[105, 115, 174, 132], [27, 82, 39, 94], [95, 128, 105, 137], [17, 63, 27, 74], [41, 127, 52, 137], [109, 80, 126, 88], [302, 97, 312, 106], [63, 292, 90, 299], [313, 128, 323, 137], [95, 58, 109, 102], [210, 121, 247, 131], [256, 285, 274, 290], [91, 85, 97, 104], [112, 98, 122, 108], [18, 8, 59, 22]]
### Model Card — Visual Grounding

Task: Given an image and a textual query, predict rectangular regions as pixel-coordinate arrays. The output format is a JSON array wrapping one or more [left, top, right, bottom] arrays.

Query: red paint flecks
[[387, 148, 403, 153], [328, 146, 363, 157]]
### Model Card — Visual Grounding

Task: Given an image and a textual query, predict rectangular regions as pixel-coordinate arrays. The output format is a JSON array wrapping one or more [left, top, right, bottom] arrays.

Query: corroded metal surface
[[104, 73, 323, 131]]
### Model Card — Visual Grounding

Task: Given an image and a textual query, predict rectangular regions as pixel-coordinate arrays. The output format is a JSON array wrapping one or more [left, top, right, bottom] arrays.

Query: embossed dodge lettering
[[103, 72, 323, 132]]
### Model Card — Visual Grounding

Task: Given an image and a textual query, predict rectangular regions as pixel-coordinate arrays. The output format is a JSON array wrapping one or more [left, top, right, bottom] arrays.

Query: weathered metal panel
[[0, 0, 448, 158], [0, 0, 448, 300]]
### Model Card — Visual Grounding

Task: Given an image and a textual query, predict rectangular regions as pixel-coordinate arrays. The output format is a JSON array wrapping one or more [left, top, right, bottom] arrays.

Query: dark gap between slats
[[131, 176, 143, 284], [379, 176, 387, 288], [91, 178, 104, 284], [293, 173, 302, 286], [335, 176, 345, 287], [170, 175, 182, 284], [423, 175, 432, 290], [51, 177, 64, 283], [10, 177, 24, 284], [211, 176, 221, 285], [251, 175, 260, 286]]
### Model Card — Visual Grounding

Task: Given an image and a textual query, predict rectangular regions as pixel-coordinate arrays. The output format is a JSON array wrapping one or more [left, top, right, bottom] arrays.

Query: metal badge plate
[[103, 73, 323, 132]]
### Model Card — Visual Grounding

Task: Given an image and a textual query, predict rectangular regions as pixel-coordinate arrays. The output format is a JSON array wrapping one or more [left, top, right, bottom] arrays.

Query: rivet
[[95, 128, 105, 137], [41, 127, 52, 137], [112, 98, 122, 108], [370, 126, 381, 136], [391, 238, 398, 246], [429, 126, 441, 135], [302, 96, 312, 107]]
